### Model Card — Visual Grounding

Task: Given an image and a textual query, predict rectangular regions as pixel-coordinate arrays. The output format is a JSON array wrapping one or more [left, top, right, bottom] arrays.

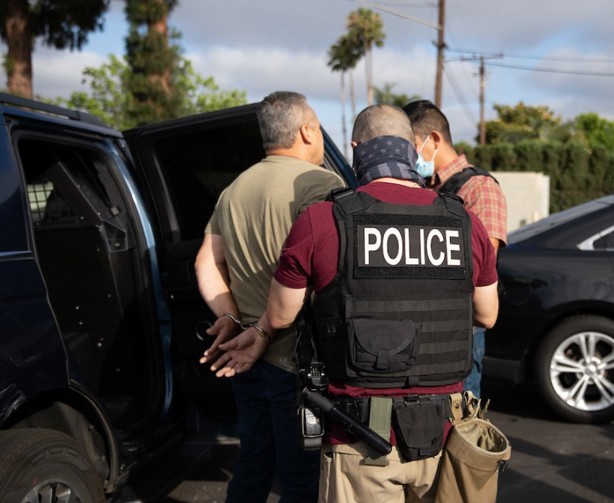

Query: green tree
[[56, 55, 246, 130], [346, 8, 385, 106], [484, 102, 570, 144], [173, 58, 246, 116], [573, 113, 614, 151], [124, 0, 180, 125], [56, 54, 133, 129], [374, 83, 418, 108], [0, 0, 109, 98], [328, 34, 361, 157]]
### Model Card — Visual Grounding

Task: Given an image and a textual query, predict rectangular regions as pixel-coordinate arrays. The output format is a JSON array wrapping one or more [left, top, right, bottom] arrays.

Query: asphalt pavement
[[117, 379, 614, 503], [484, 381, 614, 503]]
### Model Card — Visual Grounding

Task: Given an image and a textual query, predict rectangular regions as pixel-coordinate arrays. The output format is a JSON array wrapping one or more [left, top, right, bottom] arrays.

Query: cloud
[[172, 0, 355, 51], [1, 0, 612, 145], [30, 47, 107, 99], [188, 46, 339, 102], [443, 0, 614, 51], [172, 0, 614, 142]]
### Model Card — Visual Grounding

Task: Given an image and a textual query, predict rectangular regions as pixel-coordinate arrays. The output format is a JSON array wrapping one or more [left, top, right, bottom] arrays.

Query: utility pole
[[479, 56, 486, 146], [461, 53, 503, 145], [434, 0, 446, 108], [356, 0, 443, 106]]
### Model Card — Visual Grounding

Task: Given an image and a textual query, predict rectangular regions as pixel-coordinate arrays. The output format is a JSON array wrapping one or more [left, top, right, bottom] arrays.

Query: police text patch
[[353, 214, 468, 279]]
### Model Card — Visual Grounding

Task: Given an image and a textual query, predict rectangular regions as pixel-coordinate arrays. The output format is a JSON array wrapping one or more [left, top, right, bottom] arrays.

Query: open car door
[[122, 103, 355, 438]]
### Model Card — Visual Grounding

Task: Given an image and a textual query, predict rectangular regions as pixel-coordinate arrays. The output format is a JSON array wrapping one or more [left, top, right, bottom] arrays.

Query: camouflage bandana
[[352, 135, 424, 187]]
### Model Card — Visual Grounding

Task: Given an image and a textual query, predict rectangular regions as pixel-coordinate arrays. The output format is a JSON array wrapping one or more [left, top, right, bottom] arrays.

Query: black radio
[[297, 362, 328, 450]]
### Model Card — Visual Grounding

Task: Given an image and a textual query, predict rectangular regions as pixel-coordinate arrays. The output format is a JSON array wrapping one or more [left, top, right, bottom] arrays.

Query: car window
[[20, 139, 130, 250], [28, 180, 59, 225], [151, 118, 264, 241], [578, 225, 614, 251]]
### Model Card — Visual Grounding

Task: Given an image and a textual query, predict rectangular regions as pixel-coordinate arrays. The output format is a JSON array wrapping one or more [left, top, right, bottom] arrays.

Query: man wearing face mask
[[402, 100, 507, 398]]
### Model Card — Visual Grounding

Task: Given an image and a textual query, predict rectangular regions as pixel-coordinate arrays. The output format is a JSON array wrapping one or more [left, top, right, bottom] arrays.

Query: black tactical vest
[[312, 189, 474, 388], [439, 166, 498, 196]]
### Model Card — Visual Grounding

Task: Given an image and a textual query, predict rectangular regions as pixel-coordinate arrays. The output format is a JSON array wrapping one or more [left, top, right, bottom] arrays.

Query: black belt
[[333, 394, 453, 424]]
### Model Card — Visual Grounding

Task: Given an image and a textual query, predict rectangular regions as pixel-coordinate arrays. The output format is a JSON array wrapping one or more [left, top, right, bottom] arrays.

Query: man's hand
[[199, 315, 242, 365], [208, 327, 270, 377]]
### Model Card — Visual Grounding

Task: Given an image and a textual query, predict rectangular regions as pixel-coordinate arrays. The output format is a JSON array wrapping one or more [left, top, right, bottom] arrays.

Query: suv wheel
[[535, 315, 614, 423], [0, 428, 105, 502]]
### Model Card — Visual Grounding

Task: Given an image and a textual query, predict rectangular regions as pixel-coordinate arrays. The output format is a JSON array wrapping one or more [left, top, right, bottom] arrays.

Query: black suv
[[0, 93, 354, 501]]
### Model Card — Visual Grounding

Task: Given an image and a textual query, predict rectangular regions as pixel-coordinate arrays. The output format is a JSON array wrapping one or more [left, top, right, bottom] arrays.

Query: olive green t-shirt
[[206, 155, 346, 373]]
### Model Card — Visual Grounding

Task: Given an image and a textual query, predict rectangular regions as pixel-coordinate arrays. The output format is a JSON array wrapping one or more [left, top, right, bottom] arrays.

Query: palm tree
[[374, 83, 420, 108], [346, 8, 385, 106], [327, 34, 362, 158]]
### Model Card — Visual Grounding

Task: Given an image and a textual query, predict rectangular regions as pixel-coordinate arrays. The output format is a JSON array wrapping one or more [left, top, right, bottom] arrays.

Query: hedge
[[459, 141, 614, 213]]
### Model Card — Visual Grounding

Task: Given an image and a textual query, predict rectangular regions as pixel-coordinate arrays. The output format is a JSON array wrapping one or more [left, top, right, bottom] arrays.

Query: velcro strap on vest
[[449, 392, 464, 424], [362, 397, 392, 466], [346, 298, 470, 317]]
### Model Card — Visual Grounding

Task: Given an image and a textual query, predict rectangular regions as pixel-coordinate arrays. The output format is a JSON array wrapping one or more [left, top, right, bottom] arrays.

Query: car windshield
[[509, 195, 614, 244]]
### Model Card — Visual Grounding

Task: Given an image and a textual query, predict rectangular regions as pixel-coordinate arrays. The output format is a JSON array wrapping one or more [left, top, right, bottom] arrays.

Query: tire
[[0, 428, 105, 503], [534, 315, 614, 424]]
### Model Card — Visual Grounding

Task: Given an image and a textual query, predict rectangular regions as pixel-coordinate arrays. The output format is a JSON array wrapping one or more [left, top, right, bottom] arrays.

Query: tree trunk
[[339, 72, 348, 160], [365, 46, 373, 106], [5, 0, 32, 98], [350, 70, 356, 125], [149, 13, 171, 96]]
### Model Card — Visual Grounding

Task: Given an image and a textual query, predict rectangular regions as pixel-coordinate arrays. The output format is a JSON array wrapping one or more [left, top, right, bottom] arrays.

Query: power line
[[443, 4, 479, 131], [447, 47, 614, 76], [348, 0, 445, 105], [485, 61, 614, 77], [448, 47, 614, 64], [502, 54, 614, 64], [444, 67, 477, 126], [378, 2, 432, 7], [349, 0, 440, 29]]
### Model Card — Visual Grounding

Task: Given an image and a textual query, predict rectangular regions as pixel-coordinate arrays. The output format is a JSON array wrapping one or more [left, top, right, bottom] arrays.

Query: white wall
[[493, 172, 550, 233]]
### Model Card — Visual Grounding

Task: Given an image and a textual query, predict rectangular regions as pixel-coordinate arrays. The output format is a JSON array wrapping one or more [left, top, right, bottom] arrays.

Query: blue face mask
[[415, 136, 437, 179]]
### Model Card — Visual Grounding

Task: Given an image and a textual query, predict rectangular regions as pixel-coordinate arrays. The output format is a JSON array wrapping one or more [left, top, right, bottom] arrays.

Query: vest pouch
[[348, 318, 418, 376], [314, 318, 347, 379], [435, 417, 511, 503], [392, 399, 445, 462]]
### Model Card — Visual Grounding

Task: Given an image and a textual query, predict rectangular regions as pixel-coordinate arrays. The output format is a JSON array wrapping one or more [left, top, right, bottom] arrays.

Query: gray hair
[[352, 104, 415, 146], [258, 91, 315, 151]]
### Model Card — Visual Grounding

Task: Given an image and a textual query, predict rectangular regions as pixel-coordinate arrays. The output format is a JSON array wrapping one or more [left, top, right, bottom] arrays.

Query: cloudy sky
[[2, 0, 613, 151]]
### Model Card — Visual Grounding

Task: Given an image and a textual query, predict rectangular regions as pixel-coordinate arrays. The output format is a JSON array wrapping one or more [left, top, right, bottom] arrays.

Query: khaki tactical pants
[[318, 442, 442, 503]]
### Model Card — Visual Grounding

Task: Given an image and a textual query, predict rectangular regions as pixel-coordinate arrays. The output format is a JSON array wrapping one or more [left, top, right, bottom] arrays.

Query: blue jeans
[[463, 326, 485, 398], [226, 360, 319, 503]]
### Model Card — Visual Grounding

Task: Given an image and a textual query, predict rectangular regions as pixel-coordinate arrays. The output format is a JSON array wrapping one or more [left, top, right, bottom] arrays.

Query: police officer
[[403, 100, 508, 398], [217, 104, 499, 502]]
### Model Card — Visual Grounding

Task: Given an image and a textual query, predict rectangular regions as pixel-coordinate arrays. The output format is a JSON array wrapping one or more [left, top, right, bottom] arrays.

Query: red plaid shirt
[[434, 155, 508, 246]]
